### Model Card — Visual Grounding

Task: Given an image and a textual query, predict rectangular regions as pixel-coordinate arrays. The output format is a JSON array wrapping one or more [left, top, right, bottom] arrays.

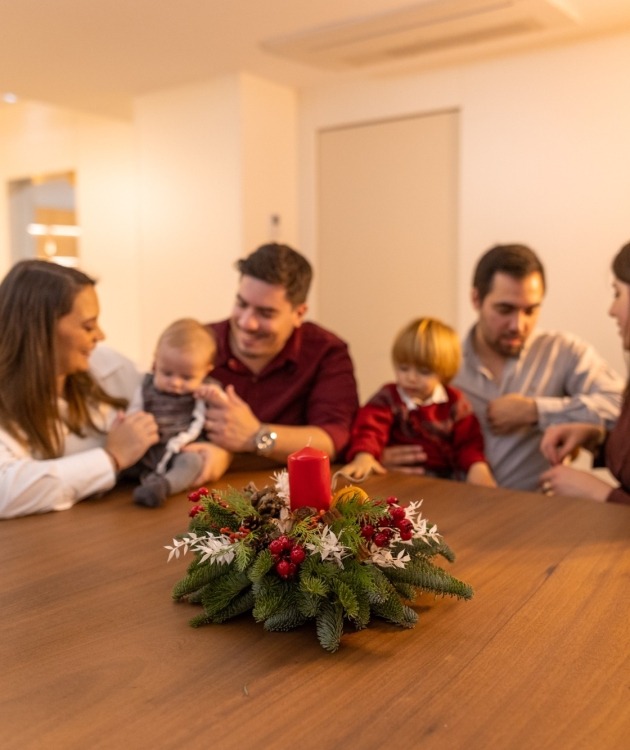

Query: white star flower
[[369, 547, 411, 569], [272, 470, 291, 503], [305, 526, 350, 567], [405, 500, 441, 543]]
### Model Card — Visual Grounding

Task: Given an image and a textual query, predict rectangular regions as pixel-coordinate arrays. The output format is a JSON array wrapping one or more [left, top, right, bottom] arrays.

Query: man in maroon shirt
[[196, 243, 359, 476]]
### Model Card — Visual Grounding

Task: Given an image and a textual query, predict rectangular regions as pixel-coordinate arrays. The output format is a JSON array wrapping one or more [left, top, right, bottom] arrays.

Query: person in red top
[[539, 241, 630, 504], [341, 317, 496, 486], [196, 243, 359, 476]]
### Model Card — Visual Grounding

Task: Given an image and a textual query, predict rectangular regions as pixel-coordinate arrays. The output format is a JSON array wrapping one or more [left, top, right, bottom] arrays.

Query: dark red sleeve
[[304, 339, 359, 457], [606, 487, 630, 505], [345, 402, 394, 461]]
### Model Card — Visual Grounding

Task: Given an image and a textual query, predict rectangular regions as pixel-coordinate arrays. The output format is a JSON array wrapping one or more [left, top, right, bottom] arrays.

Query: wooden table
[[1, 470, 629, 749]]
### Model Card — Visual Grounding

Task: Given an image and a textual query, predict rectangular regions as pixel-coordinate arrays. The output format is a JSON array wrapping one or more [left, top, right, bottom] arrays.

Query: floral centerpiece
[[166, 448, 473, 652]]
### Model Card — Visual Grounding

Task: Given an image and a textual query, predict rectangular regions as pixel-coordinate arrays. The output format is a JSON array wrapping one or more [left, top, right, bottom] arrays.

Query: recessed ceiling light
[[2, 92, 18, 104]]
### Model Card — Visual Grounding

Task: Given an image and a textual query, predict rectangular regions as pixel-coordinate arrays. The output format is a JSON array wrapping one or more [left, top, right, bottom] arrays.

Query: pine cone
[[240, 514, 262, 531], [293, 506, 316, 522], [242, 483, 286, 518], [256, 493, 287, 518]]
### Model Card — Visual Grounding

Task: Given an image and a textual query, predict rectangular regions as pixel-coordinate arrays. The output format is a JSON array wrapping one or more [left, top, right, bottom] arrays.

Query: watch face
[[257, 431, 277, 454]]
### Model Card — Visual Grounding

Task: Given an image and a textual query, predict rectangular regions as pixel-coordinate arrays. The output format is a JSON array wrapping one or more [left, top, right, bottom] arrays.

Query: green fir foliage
[[316, 600, 345, 652], [172, 559, 226, 601], [264, 609, 307, 632], [200, 569, 251, 618], [251, 576, 290, 621], [222, 486, 263, 517], [386, 557, 474, 600], [211, 589, 255, 623], [232, 538, 255, 572], [169, 481, 473, 651], [248, 548, 275, 582]]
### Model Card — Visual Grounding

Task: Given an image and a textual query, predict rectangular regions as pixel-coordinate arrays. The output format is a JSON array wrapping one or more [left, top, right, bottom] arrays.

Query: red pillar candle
[[287, 446, 332, 511]]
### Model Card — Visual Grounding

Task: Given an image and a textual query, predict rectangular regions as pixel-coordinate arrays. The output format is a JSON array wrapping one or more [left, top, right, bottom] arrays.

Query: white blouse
[[0, 345, 141, 519]]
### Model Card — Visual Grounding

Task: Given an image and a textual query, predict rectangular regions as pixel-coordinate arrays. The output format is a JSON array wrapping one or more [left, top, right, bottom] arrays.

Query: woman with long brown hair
[[0, 260, 158, 518], [540, 242, 630, 504]]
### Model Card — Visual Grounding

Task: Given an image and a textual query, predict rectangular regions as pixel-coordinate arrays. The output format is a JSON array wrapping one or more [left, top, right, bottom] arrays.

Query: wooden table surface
[[1, 470, 629, 750]]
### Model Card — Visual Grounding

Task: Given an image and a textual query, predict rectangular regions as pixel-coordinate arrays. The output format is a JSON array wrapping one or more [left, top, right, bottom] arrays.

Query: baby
[[341, 317, 495, 487], [129, 318, 217, 507]]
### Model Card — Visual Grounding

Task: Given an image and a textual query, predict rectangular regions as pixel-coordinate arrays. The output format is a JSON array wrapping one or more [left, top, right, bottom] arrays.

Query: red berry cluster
[[187, 487, 226, 518], [188, 487, 208, 517], [268, 535, 307, 579], [360, 496, 414, 547]]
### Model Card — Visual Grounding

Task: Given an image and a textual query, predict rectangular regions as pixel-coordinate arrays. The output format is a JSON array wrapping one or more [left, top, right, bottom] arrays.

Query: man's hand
[[487, 394, 537, 434], [380, 445, 427, 475], [182, 442, 232, 484], [202, 384, 260, 452]]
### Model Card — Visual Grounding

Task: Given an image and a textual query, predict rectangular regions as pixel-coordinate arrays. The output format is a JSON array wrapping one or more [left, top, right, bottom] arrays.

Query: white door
[[317, 109, 459, 401]]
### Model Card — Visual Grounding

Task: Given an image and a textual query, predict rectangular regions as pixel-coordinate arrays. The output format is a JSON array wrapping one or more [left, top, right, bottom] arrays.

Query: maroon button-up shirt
[[207, 319, 359, 457]]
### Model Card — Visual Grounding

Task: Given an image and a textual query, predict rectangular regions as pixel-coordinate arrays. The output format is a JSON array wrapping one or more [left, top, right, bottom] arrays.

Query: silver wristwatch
[[254, 426, 278, 456]]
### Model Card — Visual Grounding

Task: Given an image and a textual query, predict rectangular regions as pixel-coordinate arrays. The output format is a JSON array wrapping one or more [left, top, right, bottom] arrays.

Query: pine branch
[[390, 581, 417, 602], [211, 589, 255, 623], [402, 536, 455, 562], [331, 578, 360, 620], [171, 560, 226, 600], [296, 589, 323, 618], [399, 603, 418, 627], [364, 564, 396, 604], [264, 608, 307, 632], [299, 572, 329, 597], [347, 587, 372, 630], [333, 492, 388, 524], [200, 570, 251, 618], [370, 591, 418, 628], [200, 503, 240, 532], [221, 486, 260, 518], [316, 600, 344, 652], [436, 541, 456, 563], [248, 548, 274, 583], [232, 539, 255, 572], [387, 558, 473, 600], [189, 611, 213, 628], [251, 576, 289, 621]]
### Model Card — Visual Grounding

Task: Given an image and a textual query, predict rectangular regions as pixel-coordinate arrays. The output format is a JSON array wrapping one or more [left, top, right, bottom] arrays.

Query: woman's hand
[[540, 423, 604, 465], [106, 411, 159, 470], [539, 464, 611, 502]]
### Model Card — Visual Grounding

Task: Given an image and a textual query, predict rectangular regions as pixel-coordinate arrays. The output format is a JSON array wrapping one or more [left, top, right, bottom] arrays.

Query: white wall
[[300, 32, 630, 379], [0, 74, 299, 372], [0, 101, 141, 360], [133, 74, 298, 368], [240, 75, 298, 253], [134, 77, 243, 368], [3, 34, 630, 382]]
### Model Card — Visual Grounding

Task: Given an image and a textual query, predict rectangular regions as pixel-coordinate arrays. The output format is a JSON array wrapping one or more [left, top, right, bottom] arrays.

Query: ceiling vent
[[262, 0, 580, 69]]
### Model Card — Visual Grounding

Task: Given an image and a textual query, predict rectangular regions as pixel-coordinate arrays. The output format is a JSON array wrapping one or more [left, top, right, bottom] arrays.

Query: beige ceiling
[[1, 0, 629, 119]]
